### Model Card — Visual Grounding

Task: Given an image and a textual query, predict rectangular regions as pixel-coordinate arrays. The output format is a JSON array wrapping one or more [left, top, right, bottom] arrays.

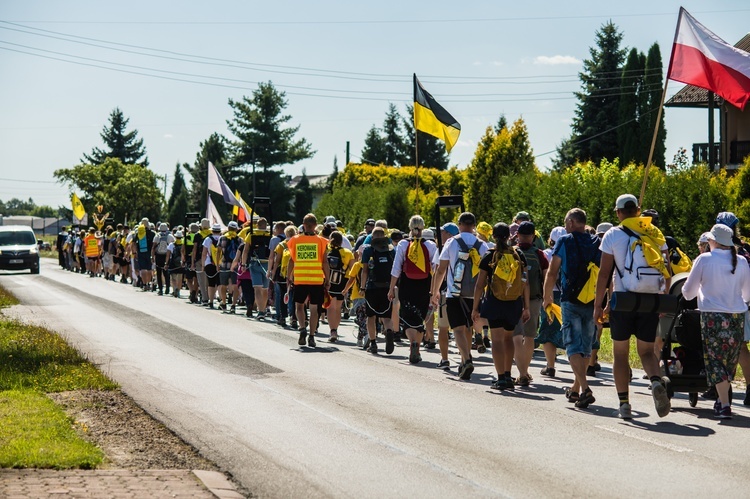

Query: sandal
[[565, 388, 579, 403]]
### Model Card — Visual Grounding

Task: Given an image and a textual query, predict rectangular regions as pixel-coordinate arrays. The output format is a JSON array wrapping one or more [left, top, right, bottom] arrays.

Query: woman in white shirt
[[682, 224, 750, 419]]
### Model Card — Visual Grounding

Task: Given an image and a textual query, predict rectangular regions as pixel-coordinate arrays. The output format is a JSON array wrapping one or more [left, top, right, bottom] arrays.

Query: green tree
[[1, 197, 36, 215], [227, 81, 314, 215], [361, 126, 388, 164], [167, 163, 189, 227], [185, 133, 229, 215], [571, 21, 627, 164], [294, 170, 313, 223], [618, 48, 646, 166], [382, 103, 408, 166], [401, 104, 450, 169], [644, 43, 667, 168], [465, 117, 536, 221], [54, 157, 163, 223], [325, 156, 339, 193], [31, 205, 56, 218], [82, 108, 149, 166], [552, 136, 577, 171]]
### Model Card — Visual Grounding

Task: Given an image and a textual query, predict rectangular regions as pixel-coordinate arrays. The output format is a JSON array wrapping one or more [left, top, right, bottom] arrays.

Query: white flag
[[207, 161, 242, 207], [206, 196, 227, 231]]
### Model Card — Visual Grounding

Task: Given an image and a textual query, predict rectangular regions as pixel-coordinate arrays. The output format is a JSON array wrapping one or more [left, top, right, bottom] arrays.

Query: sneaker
[[356, 333, 364, 348], [436, 359, 450, 370], [586, 365, 597, 377], [424, 340, 437, 350], [257, 311, 266, 321], [540, 366, 556, 377], [718, 405, 733, 419], [394, 331, 404, 343], [575, 389, 596, 408], [618, 403, 633, 420], [329, 330, 338, 343], [208, 302, 215, 310], [651, 379, 671, 418], [158, 289, 164, 296], [363, 336, 371, 350], [594, 363, 602, 372], [409, 342, 421, 364], [565, 388, 579, 403], [367, 340, 378, 354], [218, 303, 227, 312], [517, 375, 531, 387], [277, 318, 287, 328], [229, 305, 236, 314], [483, 336, 491, 349], [458, 360, 474, 380], [475, 333, 486, 354], [702, 386, 719, 400], [745, 387, 750, 406], [491, 378, 510, 390], [713, 399, 722, 417], [308, 334, 316, 348], [298, 329, 308, 346], [385, 330, 395, 355], [246, 309, 253, 318]]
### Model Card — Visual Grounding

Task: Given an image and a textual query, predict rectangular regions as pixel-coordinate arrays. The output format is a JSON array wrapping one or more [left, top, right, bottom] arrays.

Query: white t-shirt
[[599, 226, 668, 292], [203, 234, 221, 266], [438, 232, 489, 291], [682, 248, 750, 313], [391, 238, 439, 277]]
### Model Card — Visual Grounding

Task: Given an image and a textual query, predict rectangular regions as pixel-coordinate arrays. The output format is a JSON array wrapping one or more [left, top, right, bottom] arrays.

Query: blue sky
[[1, 1, 748, 210]]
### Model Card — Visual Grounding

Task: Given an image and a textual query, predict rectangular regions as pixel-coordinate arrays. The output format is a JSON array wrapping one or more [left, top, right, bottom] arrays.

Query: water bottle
[[450, 260, 464, 295]]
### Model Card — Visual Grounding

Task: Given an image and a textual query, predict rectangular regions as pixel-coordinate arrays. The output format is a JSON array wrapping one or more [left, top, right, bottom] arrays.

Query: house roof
[[288, 174, 330, 190], [665, 33, 750, 108]]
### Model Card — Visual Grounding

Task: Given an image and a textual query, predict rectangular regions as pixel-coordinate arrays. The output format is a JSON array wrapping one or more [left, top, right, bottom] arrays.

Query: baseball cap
[[441, 222, 459, 236], [716, 211, 739, 229], [227, 221, 239, 230], [211, 223, 222, 232], [514, 211, 531, 222], [615, 194, 638, 210], [596, 222, 613, 234], [365, 218, 376, 226], [550, 226, 567, 243], [517, 221, 535, 235]]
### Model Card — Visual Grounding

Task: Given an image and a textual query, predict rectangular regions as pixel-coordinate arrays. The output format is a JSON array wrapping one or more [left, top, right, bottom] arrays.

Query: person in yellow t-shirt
[[326, 231, 354, 343], [268, 225, 298, 328]]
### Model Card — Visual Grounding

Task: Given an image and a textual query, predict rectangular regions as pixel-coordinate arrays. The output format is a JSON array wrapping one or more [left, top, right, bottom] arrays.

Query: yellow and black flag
[[413, 74, 461, 153]]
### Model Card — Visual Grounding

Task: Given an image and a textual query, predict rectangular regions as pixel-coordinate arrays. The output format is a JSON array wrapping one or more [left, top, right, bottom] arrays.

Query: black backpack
[[249, 231, 272, 260], [368, 238, 394, 289], [520, 245, 544, 299], [328, 247, 345, 286], [169, 246, 183, 269]]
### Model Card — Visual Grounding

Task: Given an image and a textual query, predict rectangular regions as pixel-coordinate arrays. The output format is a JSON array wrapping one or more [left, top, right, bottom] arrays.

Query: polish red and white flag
[[668, 8, 750, 110]]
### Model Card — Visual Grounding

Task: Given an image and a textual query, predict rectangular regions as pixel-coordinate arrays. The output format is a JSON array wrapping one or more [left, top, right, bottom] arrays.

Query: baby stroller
[[661, 273, 731, 406]]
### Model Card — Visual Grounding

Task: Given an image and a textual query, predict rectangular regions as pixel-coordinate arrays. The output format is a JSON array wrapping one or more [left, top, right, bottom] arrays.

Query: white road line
[[596, 425, 694, 453]]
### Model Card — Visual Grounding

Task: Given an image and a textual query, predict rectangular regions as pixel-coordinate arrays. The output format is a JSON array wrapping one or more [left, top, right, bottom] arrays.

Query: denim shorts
[[561, 301, 596, 358], [249, 260, 269, 288]]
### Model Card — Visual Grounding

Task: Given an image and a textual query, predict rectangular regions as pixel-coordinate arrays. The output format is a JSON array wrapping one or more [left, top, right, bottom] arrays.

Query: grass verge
[[0, 283, 118, 469]]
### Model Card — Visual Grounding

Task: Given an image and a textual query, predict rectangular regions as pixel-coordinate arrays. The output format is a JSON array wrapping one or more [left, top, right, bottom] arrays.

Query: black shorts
[[184, 267, 196, 279], [205, 263, 220, 287], [399, 276, 431, 332], [480, 293, 523, 331], [365, 288, 392, 318], [609, 310, 659, 342], [329, 282, 346, 299], [219, 267, 237, 286], [446, 297, 474, 330], [294, 284, 325, 305], [137, 252, 151, 271]]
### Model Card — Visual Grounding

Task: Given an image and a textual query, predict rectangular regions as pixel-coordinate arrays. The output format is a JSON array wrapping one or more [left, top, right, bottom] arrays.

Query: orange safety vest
[[84, 234, 100, 257], [288, 234, 327, 285]]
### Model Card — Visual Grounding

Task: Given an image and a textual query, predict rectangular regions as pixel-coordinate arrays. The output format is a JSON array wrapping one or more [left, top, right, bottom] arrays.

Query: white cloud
[[163, 133, 174, 139], [533, 55, 581, 65], [472, 61, 482, 66], [492, 61, 504, 67]]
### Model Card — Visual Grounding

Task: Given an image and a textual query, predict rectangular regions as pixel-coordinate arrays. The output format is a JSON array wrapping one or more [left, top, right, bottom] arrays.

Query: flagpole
[[415, 129, 420, 212]]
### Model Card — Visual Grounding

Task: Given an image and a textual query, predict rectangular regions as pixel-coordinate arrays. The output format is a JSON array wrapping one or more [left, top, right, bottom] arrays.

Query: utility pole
[[346, 141, 350, 165]]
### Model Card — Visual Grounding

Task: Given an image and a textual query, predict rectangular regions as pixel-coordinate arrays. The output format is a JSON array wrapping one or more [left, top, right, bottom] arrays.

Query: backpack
[[403, 238, 431, 280], [169, 245, 183, 269], [222, 236, 241, 263], [615, 226, 666, 294], [368, 238, 394, 289], [280, 242, 292, 279], [328, 247, 345, 285], [209, 236, 220, 265], [519, 245, 544, 299], [155, 234, 170, 255], [489, 248, 526, 301], [564, 234, 600, 305], [248, 231, 272, 260], [449, 236, 483, 298], [669, 246, 692, 274]]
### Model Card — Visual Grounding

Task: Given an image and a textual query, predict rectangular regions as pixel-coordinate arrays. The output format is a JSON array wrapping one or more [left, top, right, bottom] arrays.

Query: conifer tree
[[82, 107, 149, 166]]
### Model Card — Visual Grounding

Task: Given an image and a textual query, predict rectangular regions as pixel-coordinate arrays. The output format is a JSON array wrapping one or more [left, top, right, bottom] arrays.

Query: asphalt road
[[3, 260, 750, 498]]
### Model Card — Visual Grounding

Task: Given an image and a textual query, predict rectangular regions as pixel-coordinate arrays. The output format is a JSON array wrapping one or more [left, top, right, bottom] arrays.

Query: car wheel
[[31, 267, 40, 275]]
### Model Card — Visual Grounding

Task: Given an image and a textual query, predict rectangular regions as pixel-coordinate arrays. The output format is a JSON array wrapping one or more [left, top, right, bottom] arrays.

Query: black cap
[[365, 219, 376, 226], [518, 221, 536, 235]]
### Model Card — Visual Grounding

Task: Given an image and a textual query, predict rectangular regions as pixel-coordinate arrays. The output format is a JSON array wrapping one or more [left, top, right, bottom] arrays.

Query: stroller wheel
[[689, 392, 698, 407]]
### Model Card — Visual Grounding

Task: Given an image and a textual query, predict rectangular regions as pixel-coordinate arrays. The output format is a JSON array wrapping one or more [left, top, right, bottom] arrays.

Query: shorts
[[561, 301, 596, 358], [446, 297, 474, 330], [329, 282, 347, 299], [514, 298, 542, 337], [219, 266, 236, 286], [398, 276, 431, 332], [169, 265, 185, 275], [102, 254, 113, 268], [609, 310, 659, 343], [205, 263, 220, 287], [184, 267, 196, 279], [294, 284, 325, 305], [250, 260, 269, 288], [137, 252, 151, 271], [536, 290, 563, 348], [365, 288, 392, 318], [480, 293, 523, 331]]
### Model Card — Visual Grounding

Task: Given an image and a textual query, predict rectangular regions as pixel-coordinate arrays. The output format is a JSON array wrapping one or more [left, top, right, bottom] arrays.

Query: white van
[[0, 225, 40, 274]]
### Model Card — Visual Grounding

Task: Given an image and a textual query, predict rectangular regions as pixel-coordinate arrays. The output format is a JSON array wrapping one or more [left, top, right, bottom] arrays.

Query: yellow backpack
[[489, 249, 525, 301]]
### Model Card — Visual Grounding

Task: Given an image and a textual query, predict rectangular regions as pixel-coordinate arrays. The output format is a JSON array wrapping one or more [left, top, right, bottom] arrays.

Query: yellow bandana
[[468, 248, 481, 277], [407, 238, 427, 273], [493, 252, 519, 282], [545, 303, 563, 325], [620, 217, 670, 278], [199, 228, 211, 238], [137, 223, 146, 240]]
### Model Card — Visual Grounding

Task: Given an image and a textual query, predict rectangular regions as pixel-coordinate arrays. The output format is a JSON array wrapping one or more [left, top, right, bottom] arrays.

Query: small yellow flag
[[71, 193, 86, 221]]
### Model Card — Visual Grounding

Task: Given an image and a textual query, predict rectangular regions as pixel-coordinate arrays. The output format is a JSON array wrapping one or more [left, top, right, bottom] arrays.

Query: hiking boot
[[409, 342, 421, 364], [367, 340, 378, 354], [458, 360, 474, 380], [436, 359, 450, 370], [475, 333, 486, 354], [618, 403, 633, 420], [308, 334, 316, 348], [586, 365, 597, 377], [575, 389, 596, 408], [385, 330, 395, 355], [540, 366, 556, 377], [329, 330, 338, 343], [298, 329, 308, 346], [651, 379, 671, 418]]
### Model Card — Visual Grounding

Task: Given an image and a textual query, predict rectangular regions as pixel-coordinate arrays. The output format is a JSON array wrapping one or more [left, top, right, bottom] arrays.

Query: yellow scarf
[[199, 228, 211, 238], [407, 238, 427, 273], [225, 230, 237, 240], [137, 223, 146, 240], [468, 248, 482, 277], [493, 251, 519, 282], [174, 239, 183, 246], [620, 217, 670, 278], [545, 303, 563, 325]]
